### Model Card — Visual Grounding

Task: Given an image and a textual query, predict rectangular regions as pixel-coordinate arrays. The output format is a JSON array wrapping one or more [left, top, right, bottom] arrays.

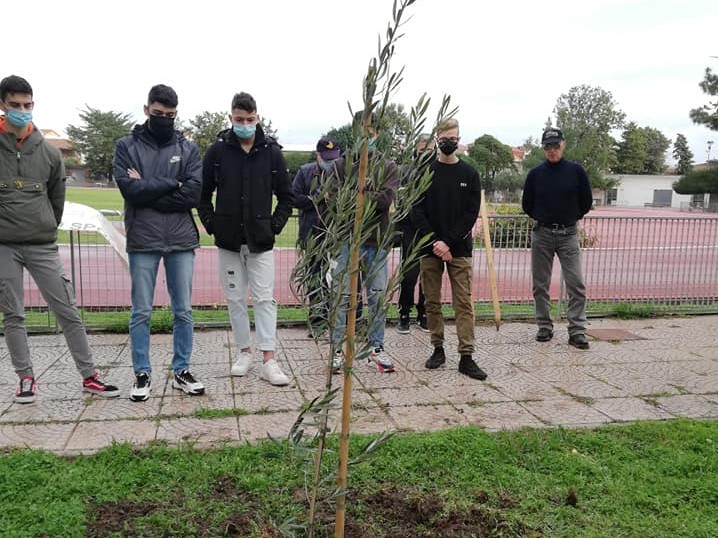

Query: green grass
[[0, 420, 716, 537], [64, 186, 300, 248], [19, 299, 718, 334]]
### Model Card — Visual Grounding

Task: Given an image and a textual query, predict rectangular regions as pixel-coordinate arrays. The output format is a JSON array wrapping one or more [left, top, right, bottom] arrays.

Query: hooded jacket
[[113, 122, 202, 253], [198, 125, 293, 253], [0, 118, 65, 244]]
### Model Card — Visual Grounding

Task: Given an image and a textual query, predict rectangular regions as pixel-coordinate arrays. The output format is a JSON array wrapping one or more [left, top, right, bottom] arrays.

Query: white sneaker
[[260, 359, 290, 386], [369, 347, 395, 373], [129, 373, 151, 402], [332, 350, 343, 374], [231, 351, 253, 376]]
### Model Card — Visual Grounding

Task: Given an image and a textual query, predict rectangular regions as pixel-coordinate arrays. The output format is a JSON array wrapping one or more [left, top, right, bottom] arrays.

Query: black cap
[[541, 128, 564, 145]]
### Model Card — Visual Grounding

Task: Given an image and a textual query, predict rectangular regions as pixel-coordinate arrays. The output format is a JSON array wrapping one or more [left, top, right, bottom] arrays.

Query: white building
[[607, 174, 707, 209]]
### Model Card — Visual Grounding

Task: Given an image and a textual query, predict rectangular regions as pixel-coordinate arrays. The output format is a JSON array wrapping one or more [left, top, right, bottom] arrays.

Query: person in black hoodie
[[114, 84, 203, 401], [412, 118, 487, 380], [521, 128, 593, 349], [396, 134, 434, 334], [198, 92, 294, 386]]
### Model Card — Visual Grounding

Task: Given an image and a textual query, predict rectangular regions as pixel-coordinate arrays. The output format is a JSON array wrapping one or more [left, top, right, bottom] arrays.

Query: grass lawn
[[64, 186, 300, 248], [0, 420, 715, 537]]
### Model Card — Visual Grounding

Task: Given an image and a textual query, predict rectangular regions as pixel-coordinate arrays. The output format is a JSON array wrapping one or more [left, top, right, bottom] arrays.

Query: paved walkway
[[1, 316, 717, 454]]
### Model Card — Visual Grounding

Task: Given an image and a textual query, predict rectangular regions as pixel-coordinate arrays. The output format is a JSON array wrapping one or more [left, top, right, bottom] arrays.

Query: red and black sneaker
[[15, 376, 37, 404], [83, 372, 120, 398]]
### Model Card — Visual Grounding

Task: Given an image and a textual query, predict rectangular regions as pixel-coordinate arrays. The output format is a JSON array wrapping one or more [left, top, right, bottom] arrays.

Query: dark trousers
[[398, 230, 425, 316]]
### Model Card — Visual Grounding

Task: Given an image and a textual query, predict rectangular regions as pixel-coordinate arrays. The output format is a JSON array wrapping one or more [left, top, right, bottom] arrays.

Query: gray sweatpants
[[0, 243, 95, 379], [531, 226, 587, 336]]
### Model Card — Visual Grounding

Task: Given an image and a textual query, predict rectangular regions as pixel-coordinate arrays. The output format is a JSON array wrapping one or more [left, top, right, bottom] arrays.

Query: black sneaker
[[83, 373, 120, 398], [459, 355, 488, 380], [568, 333, 590, 350], [129, 373, 151, 402], [536, 327, 554, 342], [172, 370, 205, 396], [397, 314, 410, 334], [425, 347, 446, 369], [15, 375, 36, 404], [417, 314, 430, 333]]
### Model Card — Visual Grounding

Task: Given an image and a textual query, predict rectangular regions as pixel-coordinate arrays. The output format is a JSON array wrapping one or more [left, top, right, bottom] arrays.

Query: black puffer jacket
[[114, 123, 202, 253], [198, 126, 293, 253]]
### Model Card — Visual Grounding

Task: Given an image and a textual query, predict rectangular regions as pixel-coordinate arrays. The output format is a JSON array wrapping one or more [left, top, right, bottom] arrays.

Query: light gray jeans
[[218, 247, 277, 351], [531, 225, 587, 336], [0, 243, 96, 379]]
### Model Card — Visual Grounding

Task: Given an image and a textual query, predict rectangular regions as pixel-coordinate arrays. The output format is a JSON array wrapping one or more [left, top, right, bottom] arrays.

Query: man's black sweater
[[411, 159, 481, 258], [521, 159, 592, 225]]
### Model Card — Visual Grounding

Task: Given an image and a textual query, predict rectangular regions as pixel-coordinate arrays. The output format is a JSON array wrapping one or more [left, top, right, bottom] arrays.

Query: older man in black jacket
[[198, 92, 293, 386], [114, 84, 203, 401]]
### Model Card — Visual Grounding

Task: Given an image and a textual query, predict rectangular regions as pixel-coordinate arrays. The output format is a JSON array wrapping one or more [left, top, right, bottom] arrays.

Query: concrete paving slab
[[0, 316, 715, 454]]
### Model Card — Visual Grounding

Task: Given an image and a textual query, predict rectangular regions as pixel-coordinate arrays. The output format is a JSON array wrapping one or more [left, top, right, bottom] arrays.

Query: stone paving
[[0, 316, 716, 454]]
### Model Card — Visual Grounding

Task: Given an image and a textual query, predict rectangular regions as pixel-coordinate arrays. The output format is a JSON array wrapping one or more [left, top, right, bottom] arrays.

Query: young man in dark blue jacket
[[198, 92, 294, 386], [292, 136, 342, 337], [522, 128, 593, 349], [114, 84, 203, 401]]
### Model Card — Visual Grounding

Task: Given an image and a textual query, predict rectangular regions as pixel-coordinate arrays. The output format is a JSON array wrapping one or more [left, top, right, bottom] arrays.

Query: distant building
[[606, 174, 703, 210]]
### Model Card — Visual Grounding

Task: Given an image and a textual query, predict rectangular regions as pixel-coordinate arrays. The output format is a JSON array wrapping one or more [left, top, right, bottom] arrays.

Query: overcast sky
[[5, 0, 717, 162]]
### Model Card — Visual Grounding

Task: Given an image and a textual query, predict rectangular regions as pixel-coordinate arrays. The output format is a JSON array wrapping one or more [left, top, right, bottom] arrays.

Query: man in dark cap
[[521, 128, 593, 349]]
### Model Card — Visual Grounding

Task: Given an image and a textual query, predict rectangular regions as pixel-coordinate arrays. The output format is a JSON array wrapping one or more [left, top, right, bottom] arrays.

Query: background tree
[[323, 102, 412, 159], [615, 122, 648, 174], [689, 67, 718, 131], [260, 117, 279, 141], [467, 134, 514, 192], [186, 111, 228, 158], [554, 84, 625, 202], [673, 133, 694, 175], [324, 124, 354, 155], [67, 106, 134, 181], [615, 123, 669, 174], [520, 136, 545, 171]]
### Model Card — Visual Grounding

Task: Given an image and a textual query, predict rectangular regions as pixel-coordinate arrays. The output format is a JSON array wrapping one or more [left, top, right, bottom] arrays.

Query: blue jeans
[[129, 250, 195, 375], [332, 245, 387, 349]]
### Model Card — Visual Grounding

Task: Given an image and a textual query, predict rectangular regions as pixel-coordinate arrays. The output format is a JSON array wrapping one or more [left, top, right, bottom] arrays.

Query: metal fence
[[20, 214, 718, 329]]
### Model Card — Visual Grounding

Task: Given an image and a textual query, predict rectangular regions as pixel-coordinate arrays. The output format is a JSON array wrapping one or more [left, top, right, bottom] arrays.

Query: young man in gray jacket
[[114, 84, 203, 401], [0, 75, 119, 403]]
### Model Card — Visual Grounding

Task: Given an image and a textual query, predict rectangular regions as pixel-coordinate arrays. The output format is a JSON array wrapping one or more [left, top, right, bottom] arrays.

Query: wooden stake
[[334, 127, 369, 538], [479, 190, 501, 330]]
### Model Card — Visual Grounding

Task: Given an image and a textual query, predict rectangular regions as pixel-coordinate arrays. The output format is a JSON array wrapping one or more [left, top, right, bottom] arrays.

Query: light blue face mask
[[233, 123, 256, 139], [318, 159, 335, 172], [367, 138, 377, 153], [6, 109, 32, 128]]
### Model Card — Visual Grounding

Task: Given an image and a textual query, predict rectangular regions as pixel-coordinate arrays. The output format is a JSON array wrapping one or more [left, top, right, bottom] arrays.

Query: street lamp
[[708, 140, 714, 162]]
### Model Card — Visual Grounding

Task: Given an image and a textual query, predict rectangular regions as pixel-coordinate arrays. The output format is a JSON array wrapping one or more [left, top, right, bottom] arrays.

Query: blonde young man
[[411, 118, 487, 380]]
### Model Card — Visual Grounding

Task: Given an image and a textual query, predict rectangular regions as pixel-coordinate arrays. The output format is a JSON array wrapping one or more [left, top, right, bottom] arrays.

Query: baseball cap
[[541, 128, 564, 145], [316, 136, 341, 160]]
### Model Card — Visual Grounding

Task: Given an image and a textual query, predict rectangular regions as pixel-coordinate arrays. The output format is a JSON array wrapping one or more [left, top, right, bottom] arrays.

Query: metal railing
[[19, 214, 718, 329]]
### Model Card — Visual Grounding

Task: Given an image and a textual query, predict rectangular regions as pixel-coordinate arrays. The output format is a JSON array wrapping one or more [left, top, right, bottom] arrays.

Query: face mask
[[148, 115, 175, 143], [6, 109, 33, 128], [367, 138, 377, 153], [233, 123, 256, 139], [438, 139, 458, 156], [318, 159, 335, 172]]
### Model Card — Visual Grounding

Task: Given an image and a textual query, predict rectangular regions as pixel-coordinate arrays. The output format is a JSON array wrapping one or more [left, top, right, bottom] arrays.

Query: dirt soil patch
[[86, 478, 540, 537]]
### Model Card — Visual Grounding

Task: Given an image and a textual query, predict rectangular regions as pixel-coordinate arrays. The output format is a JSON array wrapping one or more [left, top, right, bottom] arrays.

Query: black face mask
[[148, 115, 175, 144], [438, 139, 458, 156]]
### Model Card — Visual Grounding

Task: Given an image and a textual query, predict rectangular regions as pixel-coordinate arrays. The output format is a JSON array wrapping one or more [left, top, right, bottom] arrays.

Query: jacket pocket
[[251, 215, 274, 248], [0, 184, 57, 242], [212, 212, 235, 246]]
